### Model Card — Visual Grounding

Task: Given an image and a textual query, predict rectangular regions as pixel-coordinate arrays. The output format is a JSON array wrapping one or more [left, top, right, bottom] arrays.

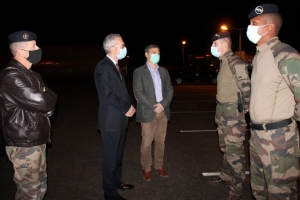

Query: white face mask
[[116, 47, 127, 59], [246, 24, 269, 44], [211, 46, 221, 58]]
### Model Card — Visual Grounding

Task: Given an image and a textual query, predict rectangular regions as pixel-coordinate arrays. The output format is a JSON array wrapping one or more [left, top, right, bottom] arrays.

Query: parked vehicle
[[169, 56, 219, 85]]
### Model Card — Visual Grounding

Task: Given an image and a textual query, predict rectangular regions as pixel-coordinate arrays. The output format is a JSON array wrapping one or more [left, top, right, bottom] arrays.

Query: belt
[[250, 118, 293, 131], [216, 100, 238, 106]]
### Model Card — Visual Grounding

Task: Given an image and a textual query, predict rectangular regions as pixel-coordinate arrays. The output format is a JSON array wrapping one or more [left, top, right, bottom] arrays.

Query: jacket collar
[[9, 59, 31, 71]]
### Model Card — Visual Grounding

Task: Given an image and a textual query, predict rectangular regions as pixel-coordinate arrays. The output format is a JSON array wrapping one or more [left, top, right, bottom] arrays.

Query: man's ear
[[109, 46, 115, 53], [221, 41, 228, 49], [16, 49, 25, 57], [268, 23, 275, 32]]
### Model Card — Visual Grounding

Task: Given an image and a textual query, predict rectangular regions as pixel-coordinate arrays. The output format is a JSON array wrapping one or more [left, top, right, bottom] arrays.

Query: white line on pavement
[[202, 171, 250, 176], [172, 100, 216, 102], [172, 111, 215, 113], [180, 129, 250, 132]]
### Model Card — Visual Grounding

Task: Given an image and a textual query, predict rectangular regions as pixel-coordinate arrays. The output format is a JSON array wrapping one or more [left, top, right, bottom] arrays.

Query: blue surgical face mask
[[211, 46, 221, 58], [150, 54, 160, 64], [116, 47, 127, 60]]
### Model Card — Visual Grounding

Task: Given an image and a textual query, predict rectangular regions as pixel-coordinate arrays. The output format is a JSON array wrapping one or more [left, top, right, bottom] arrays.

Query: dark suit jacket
[[133, 64, 174, 123], [94, 56, 132, 131]]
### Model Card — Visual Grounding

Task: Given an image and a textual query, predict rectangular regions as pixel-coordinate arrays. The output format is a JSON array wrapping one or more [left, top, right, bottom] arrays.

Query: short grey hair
[[220, 37, 232, 49], [103, 34, 122, 53], [9, 42, 27, 56]]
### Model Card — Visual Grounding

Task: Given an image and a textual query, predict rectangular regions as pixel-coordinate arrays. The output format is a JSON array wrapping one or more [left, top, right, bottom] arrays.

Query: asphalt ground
[[0, 77, 299, 200]]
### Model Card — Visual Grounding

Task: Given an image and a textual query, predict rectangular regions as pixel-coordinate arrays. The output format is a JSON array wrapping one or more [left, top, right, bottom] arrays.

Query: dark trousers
[[101, 129, 126, 195], [0, 122, 6, 156]]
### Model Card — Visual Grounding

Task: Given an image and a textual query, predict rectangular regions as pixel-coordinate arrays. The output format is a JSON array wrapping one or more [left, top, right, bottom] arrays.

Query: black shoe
[[118, 183, 134, 190], [207, 176, 230, 185], [104, 193, 126, 200]]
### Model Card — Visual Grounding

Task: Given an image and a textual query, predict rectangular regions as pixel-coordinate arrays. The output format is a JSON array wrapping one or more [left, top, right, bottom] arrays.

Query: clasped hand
[[125, 105, 136, 117], [154, 103, 163, 114]]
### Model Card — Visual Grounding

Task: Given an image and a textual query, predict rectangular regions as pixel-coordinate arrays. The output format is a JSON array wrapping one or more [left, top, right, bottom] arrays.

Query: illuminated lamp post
[[182, 40, 186, 68]]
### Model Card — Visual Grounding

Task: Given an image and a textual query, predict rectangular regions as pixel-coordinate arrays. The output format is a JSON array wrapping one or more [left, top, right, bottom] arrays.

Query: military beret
[[211, 31, 231, 41], [8, 30, 37, 44], [248, 4, 279, 19]]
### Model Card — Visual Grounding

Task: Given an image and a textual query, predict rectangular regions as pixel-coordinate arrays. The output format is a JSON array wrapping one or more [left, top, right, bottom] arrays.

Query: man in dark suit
[[94, 34, 136, 200], [133, 44, 174, 181]]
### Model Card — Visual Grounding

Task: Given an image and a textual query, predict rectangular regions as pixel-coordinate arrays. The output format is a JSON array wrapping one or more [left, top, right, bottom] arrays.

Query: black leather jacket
[[0, 59, 57, 147]]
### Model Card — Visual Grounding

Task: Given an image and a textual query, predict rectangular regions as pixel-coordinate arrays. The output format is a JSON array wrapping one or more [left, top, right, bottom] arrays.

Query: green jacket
[[133, 64, 174, 123]]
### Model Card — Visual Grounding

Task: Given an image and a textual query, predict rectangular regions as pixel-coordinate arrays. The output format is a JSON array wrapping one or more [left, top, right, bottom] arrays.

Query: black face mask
[[27, 48, 42, 64]]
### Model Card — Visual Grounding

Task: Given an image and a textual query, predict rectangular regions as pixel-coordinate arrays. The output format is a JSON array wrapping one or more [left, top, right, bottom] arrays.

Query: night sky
[[0, 1, 299, 67]]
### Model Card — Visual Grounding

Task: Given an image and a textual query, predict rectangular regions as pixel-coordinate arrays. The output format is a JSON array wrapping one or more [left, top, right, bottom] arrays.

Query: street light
[[182, 41, 186, 68], [221, 25, 245, 58]]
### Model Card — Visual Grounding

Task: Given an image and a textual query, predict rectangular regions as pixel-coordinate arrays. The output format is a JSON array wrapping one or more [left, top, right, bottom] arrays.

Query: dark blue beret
[[8, 30, 37, 44], [211, 31, 231, 41], [248, 4, 279, 19]]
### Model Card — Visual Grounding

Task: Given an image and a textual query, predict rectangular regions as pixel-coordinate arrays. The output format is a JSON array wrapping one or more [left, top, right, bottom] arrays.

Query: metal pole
[[239, 28, 242, 57], [182, 44, 184, 68]]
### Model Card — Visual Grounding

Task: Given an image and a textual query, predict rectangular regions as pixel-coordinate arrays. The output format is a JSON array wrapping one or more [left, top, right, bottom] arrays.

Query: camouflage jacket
[[268, 37, 300, 121], [224, 50, 251, 109]]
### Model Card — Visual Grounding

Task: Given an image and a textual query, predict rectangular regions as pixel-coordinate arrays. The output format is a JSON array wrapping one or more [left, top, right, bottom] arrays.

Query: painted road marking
[[180, 129, 250, 132], [172, 111, 215, 113], [202, 171, 250, 176]]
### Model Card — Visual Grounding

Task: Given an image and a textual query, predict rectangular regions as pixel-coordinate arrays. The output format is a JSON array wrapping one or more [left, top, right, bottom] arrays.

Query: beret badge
[[23, 33, 29, 40], [255, 6, 263, 14], [211, 31, 230, 41]]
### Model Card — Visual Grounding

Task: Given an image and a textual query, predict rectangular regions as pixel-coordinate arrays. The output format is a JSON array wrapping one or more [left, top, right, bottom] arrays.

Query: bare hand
[[125, 105, 136, 117], [154, 103, 164, 114]]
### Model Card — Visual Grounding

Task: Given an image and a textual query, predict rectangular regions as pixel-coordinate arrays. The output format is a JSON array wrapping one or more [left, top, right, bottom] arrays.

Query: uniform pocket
[[270, 147, 300, 185], [227, 120, 246, 143]]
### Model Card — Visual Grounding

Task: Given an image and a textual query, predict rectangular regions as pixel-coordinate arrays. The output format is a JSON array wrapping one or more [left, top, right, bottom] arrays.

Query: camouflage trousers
[[6, 144, 47, 200], [215, 102, 246, 196], [249, 119, 300, 200]]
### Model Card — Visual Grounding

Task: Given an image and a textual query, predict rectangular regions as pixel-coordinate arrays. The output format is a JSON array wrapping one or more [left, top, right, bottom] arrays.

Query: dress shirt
[[106, 55, 122, 80], [147, 63, 163, 102]]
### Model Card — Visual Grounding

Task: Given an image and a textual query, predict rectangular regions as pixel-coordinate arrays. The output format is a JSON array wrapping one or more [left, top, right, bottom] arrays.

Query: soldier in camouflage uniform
[[0, 30, 57, 200], [208, 31, 251, 200], [247, 4, 300, 200]]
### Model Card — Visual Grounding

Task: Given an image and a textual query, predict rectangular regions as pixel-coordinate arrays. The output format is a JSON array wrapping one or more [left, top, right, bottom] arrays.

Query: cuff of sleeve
[[158, 103, 164, 110]]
